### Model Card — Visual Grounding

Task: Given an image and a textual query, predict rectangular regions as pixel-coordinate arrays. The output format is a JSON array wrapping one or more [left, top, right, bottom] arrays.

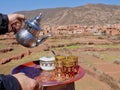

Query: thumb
[[16, 14, 25, 20], [35, 81, 43, 90]]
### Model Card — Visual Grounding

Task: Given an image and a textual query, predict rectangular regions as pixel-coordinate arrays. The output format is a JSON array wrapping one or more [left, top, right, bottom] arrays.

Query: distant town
[[42, 24, 120, 36]]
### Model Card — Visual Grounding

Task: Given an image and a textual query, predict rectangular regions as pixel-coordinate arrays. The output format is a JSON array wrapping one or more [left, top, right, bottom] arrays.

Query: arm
[[0, 13, 9, 34], [0, 13, 42, 90], [0, 13, 25, 34], [0, 13, 21, 90], [0, 74, 20, 90], [0, 73, 42, 90]]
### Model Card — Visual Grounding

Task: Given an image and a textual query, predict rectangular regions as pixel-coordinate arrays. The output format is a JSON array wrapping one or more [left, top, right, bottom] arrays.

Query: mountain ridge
[[17, 4, 120, 26]]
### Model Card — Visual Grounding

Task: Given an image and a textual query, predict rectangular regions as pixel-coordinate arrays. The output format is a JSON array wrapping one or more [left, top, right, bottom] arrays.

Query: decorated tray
[[12, 60, 85, 86]]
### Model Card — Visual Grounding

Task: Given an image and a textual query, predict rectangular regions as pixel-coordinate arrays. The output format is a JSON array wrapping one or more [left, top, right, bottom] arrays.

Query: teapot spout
[[36, 33, 52, 46]]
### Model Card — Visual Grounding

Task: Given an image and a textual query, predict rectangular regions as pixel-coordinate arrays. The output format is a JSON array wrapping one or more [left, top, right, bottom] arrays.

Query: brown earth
[[94, 63, 120, 80], [0, 33, 120, 90]]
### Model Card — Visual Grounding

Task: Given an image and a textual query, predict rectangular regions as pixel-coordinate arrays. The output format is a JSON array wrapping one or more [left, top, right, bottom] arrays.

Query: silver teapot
[[16, 13, 51, 48]]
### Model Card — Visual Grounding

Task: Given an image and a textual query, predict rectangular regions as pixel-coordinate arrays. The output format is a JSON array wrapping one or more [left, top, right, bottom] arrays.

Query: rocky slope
[[16, 4, 120, 26]]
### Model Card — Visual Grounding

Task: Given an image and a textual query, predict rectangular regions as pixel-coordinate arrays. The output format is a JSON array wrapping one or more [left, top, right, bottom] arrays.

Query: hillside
[[1, 3, 120, 90], [16, 4, 120, 26]]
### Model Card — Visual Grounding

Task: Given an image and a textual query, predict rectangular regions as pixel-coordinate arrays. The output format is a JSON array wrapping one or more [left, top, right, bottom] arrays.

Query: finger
[[38, 82, 43, 90], [11, 20, 23, 33], [34, 81, 43, 90], [18, 72, 26, 75], [16, 14, 25, 20], [10, 19, 22, 25]]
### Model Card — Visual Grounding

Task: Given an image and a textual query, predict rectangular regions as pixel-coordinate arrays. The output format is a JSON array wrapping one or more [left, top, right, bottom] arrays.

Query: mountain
[[17, 4, 120, 26]]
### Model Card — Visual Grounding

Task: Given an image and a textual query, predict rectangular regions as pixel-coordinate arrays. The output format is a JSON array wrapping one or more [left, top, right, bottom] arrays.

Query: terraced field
[[0, 33, 120, 90]]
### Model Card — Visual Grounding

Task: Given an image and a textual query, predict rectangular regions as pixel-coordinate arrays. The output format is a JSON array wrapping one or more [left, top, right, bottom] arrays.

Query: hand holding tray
[[12, 60, 85, 86]]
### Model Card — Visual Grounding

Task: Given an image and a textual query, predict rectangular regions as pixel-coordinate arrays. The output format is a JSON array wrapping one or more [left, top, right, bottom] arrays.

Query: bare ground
[[0, 34, 120, 90]]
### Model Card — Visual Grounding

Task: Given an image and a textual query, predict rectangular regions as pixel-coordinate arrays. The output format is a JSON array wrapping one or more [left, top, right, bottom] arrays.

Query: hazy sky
[[1, 0, 120, 14]]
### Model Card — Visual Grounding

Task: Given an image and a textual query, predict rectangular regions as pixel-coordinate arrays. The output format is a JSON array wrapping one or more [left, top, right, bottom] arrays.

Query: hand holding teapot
[[14, 13, 51, 48]]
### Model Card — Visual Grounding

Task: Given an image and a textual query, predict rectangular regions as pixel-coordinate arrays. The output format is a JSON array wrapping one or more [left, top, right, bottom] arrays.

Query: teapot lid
[[25, 13, 42, 31], [25, 20, 42, 31]]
